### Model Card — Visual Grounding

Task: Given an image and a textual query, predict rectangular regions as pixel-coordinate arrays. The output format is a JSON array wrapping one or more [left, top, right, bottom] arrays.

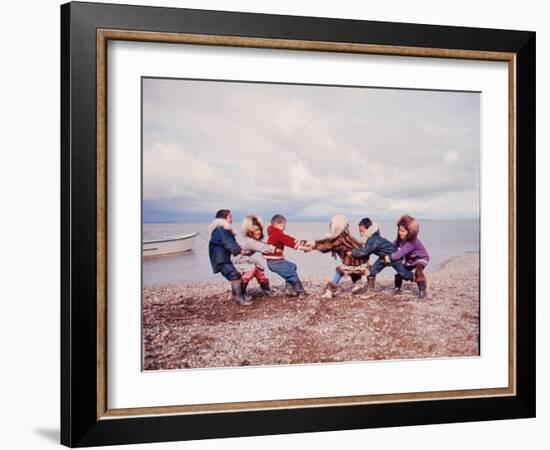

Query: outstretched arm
[[351, 240, 376, 259], [241, 237, 276, 254], [311, 238, 334, 253], [276, 231, 300, 249]]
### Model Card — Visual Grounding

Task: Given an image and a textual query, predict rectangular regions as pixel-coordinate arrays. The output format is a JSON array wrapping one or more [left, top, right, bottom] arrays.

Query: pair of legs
[[368, 258, 428, 300], [370, 258, 413, 280], [241, 267, 273, 296], [347, 258, 413, 294], [219, 263, 253, 306], [395, 263, 428, 300], [322, 269, 366, 297], [331, 271, 364, 284], [266, 259, 307, 296], [241, 267, 267, 284]]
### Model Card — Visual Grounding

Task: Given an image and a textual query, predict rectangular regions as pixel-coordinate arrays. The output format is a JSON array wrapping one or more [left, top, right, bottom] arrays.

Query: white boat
[[142, 232, 199, 257]]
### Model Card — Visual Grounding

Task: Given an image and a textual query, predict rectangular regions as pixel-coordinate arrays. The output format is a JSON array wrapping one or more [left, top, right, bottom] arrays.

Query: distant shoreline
[[143, 250, 478, 290], [143, 220, 479, 287]]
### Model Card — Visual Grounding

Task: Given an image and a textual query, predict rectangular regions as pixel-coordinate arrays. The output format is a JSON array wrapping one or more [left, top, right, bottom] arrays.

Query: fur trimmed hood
[[323, 214, 349, 239], [397, 214, 419, 240], [361, 222, 379, 242], [241, 215, 265, 236], [208, 218, 235, 234]]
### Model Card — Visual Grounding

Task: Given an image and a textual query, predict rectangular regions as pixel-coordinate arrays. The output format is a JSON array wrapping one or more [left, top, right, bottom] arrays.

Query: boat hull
[[142, 233, 198, 257]]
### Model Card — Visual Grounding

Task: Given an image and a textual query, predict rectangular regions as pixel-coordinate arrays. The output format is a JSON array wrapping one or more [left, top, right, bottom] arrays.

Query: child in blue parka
[[208, 209, 252, 306], [347, 217, 412, 293]]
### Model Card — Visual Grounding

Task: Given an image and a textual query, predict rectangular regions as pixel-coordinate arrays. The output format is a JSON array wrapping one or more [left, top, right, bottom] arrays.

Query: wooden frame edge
[[97, 29, 108, 419], [508, 55, 517, 396], [98, 28, 515, 61], [95, 28, 517, 420], [99, 387, 515, 419]]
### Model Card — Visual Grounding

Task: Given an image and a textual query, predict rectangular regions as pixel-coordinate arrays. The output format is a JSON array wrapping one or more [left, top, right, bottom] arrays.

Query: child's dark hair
[[271, 214, 287, 225], [215, 209, 231, 220], [358, 217, 372, 229], [396, 214, 419, 241]]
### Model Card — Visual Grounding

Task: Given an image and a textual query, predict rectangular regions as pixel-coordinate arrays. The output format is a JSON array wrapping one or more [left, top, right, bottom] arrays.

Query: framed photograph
[[61, 1, 536, 447]]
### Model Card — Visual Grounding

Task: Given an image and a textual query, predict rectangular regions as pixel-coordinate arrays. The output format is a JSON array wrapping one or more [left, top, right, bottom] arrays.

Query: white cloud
[[142, 78, 480, 221], [143, 142, 235, 201]]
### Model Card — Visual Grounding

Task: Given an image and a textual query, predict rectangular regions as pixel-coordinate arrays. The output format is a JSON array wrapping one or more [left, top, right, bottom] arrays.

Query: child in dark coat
[[348, 217, 412, 293], [385, 214, 430, 300], [265, 214, 311, 296], [208, 209, 252, 306]]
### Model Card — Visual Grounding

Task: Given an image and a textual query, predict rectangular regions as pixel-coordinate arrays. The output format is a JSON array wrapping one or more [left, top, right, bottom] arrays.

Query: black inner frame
[[61, 1, 535, 447]]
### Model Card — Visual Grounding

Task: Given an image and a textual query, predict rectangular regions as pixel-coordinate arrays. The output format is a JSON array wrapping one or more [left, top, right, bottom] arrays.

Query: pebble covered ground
[[143, 253, 479, 370]]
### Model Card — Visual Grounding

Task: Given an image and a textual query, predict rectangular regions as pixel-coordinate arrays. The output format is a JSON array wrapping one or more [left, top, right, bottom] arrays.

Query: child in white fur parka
[[232, 215, 278, 298]]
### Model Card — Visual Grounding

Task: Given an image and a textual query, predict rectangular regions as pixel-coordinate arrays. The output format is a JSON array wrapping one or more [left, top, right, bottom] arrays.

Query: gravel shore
[[143, 252, 479, 370]]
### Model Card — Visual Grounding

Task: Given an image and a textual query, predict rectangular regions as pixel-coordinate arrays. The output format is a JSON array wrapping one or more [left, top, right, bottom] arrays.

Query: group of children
[[208, 209, 430, 306]]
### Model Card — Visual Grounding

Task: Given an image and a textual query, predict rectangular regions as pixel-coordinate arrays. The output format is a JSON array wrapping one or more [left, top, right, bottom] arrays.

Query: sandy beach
[[143, 252, 479, 370]]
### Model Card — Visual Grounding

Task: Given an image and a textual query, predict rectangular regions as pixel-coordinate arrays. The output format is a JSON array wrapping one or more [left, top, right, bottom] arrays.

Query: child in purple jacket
[[385, 214, 430, 300]]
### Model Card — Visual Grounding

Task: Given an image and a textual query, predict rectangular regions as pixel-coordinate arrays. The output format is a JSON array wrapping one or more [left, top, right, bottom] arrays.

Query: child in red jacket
[[265, 214, 311, 296]]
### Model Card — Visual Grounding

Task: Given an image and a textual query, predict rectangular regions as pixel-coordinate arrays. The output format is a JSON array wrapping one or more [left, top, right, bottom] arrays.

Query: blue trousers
[[267, 259, 299, 284], [332, 271, 343, 284], [369, 258, 413, 280], [218, 262, 242, 281]]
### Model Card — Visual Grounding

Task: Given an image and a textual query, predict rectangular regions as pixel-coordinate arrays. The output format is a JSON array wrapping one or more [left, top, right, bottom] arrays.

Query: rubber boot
[[230, 280, 253, 306], [321, 281, 338, 298], [292, 279, 308, 297], [367, 275, 376, 291], [417, 281, 427, 301], [284, 281, 296, 296], [241, 281, 253, 302], [260, 280, 274, 297], [351, 280, 366, 295], [393, 275, 403, 295]]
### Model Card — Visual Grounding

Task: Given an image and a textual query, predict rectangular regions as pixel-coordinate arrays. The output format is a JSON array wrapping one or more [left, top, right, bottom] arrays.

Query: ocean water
[[143, 220, 479, 287]]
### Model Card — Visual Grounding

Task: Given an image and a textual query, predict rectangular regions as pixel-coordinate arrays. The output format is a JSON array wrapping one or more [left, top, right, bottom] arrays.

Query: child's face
[[398, 225, 408, 240], [274, 221, 286, 231], [226, 212, 233, 224], [251, 225, 262, 240], [358, 224, 368, 236]]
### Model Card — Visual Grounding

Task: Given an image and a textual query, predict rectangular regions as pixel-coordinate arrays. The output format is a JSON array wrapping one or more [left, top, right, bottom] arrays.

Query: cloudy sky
[[142, 77, 480, 223]]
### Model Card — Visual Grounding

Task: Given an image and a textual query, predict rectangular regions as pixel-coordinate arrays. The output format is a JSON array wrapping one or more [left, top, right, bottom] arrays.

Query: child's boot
[[393, 275, 403, 295], [292, 279, 308, 297], [284, 281, 296, 296], [260, 280, 274, 297], [230, 280, 253, 306], [351, 281, 366, 295], [321, 281, 338, 298], [366, 275, 376, 291], [241, 281, 253, 302], [417, 280, 427, 301]]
